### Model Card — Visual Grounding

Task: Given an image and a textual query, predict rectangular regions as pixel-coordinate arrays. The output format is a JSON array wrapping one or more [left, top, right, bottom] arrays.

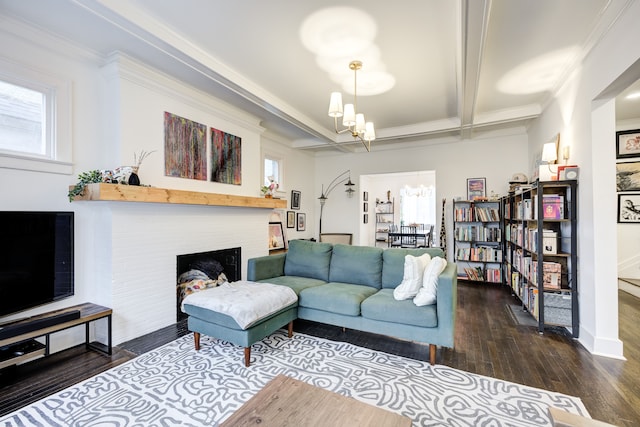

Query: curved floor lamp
[[318, 170, 354, 236]]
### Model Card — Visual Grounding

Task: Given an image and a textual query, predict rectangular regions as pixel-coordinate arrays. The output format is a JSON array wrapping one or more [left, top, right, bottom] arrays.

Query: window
[[400, 185, 436, 226], [264, 156, 280, 187], [0, 58, 71, 175], [262, 152, 284, 192], [0, 80, 47, 157]]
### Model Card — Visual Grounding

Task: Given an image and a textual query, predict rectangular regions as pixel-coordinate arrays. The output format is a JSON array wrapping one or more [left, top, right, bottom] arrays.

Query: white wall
[[526, 0, 640, 359], [315, 130, 529, 257]]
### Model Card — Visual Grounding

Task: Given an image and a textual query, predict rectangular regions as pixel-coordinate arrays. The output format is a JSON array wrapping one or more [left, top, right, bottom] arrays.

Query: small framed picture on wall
[[286, 211, 295, 228], [291, 190, 301, 210], [467, 177, 486, 201], [296, 213, 306, 231]]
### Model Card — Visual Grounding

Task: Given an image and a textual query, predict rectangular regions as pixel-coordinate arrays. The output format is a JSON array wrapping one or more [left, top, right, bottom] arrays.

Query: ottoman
[[181, 281, 298, 366]]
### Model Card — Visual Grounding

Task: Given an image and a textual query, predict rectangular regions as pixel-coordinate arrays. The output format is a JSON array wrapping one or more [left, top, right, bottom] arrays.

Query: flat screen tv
[[0, 211, 74, 318]]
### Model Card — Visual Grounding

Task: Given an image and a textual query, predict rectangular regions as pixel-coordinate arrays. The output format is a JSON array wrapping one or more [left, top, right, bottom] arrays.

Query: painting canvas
[[616, 162, 640, 192], [164, 112, 207, 180], [210, 127, 242, 185], [268, 222, 285, 250]]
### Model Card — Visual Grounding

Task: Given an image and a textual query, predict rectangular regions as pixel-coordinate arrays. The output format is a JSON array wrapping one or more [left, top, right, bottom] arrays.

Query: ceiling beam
[[458, 0, 492, 139]]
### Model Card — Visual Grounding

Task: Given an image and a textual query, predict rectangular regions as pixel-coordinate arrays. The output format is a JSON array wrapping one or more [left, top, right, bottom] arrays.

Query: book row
[[506, 194, 565, 220], [509, 250, 563, 289], [506, 224, 559, 254], [463, 266, 502, 282], [454, 225, 502, 242], [453, 206, 500, 222], [456, 246, 503, 263]]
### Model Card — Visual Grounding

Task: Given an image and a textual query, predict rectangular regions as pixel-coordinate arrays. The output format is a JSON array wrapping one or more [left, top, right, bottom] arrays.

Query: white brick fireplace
[[83, 202, 272, 345]]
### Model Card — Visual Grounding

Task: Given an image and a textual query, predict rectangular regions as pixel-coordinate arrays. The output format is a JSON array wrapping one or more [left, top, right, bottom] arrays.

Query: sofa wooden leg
[[287, 321, 293, 338], [429, 344, 436, 365], [244, 347, 251, 367], [194, 332, 200, 351]]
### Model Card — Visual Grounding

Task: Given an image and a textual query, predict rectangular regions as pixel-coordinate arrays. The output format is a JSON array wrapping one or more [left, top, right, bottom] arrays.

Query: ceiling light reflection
[[497, 47, 580, 95]]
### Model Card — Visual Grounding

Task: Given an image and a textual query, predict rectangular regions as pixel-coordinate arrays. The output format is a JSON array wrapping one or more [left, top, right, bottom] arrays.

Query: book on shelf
[[542, 261, 561, 289], [542, 194, 564, 219], [463, 266, 484, 281], [542, 229, 557, 254]]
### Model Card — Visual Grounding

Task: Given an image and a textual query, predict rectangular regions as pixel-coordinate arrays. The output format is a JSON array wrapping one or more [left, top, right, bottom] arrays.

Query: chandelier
[[328, 60, 376, 152]]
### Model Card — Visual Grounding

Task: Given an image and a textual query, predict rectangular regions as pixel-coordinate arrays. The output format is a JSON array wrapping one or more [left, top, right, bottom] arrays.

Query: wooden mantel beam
[[70, 183, 287, 209]]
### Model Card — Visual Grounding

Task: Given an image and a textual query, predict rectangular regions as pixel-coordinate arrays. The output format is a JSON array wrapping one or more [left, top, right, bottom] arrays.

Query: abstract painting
[[210, 127, 241, 185], [164, 112, 207, 180]]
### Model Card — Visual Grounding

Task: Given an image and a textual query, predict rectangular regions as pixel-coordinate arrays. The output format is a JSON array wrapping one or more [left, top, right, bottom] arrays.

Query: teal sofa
[[247, 240, 457, 365]]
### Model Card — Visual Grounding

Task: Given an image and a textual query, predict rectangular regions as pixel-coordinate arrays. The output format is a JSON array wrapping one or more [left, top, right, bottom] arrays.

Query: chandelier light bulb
[[328, 92, 344, 117], [342, 104, 356, 126]]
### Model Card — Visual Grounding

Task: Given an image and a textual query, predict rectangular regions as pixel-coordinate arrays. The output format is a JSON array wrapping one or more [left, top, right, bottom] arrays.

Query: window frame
[[0, 58, 72, 175], [262, 150, 285, 196]]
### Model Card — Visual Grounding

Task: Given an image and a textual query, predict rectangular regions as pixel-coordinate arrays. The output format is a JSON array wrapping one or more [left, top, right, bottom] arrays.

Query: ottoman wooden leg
[[429, 344, 436, 365], [244, 347, 251, 367], [288, 321, 293, 338], [194, 332, 201, 351]]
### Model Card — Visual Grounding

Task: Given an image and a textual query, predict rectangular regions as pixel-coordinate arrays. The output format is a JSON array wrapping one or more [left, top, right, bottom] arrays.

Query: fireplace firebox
[[176, 247, 241, 321]]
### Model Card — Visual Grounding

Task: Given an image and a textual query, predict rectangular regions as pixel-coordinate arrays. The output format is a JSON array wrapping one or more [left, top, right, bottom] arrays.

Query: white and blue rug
[[0, 331, 589, 426]]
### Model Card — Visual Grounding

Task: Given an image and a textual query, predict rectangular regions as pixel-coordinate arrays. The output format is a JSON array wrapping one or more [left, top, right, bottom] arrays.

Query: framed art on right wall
[[616, 129, 640, 159], [618, 193, 640, 223]]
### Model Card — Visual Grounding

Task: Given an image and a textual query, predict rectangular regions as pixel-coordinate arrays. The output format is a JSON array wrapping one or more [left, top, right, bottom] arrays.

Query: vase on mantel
[[128, 166, 140, 186]]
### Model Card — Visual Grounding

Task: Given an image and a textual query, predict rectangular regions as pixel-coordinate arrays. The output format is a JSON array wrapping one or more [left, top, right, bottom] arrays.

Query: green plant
[[67, 169, 102, 202]]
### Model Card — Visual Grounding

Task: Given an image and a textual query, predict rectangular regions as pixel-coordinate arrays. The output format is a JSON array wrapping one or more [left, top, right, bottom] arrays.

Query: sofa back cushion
[[284, 240, 333, 281], [381, 247, 445, 289], [329, 244, 383, 288]]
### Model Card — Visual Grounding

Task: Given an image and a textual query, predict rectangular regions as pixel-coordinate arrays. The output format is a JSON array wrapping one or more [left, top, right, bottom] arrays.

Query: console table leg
[[107, 314, 112, 355], [85, 322, 90, 351]]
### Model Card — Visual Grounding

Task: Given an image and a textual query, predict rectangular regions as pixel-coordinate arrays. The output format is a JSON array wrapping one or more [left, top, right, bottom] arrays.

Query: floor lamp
[[318, 170, 355, 237]]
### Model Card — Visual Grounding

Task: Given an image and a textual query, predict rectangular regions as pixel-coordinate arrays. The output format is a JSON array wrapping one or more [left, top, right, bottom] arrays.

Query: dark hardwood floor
[[1, 281, 638, 426]]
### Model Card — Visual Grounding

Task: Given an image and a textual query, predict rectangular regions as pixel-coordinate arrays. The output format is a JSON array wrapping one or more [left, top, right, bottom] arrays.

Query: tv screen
[[0, 211, 74, 318]]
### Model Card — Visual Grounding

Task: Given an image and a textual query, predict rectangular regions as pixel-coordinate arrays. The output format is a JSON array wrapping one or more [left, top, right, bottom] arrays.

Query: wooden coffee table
[[220, 374, 412, 426]]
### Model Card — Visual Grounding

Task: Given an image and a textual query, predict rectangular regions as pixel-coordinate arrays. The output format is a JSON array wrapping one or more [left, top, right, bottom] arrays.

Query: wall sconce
[[562, 146, 570, 164]]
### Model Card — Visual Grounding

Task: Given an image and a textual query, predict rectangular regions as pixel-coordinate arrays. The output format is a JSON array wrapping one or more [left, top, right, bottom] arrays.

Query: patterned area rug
[[0, 331, 589, 426]]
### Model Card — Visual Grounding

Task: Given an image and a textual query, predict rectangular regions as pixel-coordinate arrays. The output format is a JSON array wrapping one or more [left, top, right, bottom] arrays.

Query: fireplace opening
[[176, 247, 241, 321]]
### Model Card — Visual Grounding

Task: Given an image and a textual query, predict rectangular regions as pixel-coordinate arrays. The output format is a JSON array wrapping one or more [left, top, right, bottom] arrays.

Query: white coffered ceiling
[[1, 0, 638, 152]]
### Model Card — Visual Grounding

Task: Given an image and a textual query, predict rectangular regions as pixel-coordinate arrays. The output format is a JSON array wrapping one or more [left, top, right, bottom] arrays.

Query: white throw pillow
[[393, 253, 431, 300], [413, 256, 447, 306]]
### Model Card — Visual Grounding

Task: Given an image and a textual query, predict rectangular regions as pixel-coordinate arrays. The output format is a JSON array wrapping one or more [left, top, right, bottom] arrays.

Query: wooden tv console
[[0, 303, 112, 370]]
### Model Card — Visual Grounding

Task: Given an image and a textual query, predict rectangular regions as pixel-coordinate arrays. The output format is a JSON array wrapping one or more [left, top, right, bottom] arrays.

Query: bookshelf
[[502, 180, 578, 336], [452, 199, 503, 284], [375, 199, 394, 247]]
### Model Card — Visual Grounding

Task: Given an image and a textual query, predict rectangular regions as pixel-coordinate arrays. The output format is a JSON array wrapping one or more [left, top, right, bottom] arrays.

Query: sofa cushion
[[284, 240, 333, 281], [393, 253, 432, 300], [329, 244, 383, 288], [299, 282, 378, 316], [414, 256, 447, 306], [381, 247, 444, 289], [362, 289, 438, 328], [257, 275, 326, 295]]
